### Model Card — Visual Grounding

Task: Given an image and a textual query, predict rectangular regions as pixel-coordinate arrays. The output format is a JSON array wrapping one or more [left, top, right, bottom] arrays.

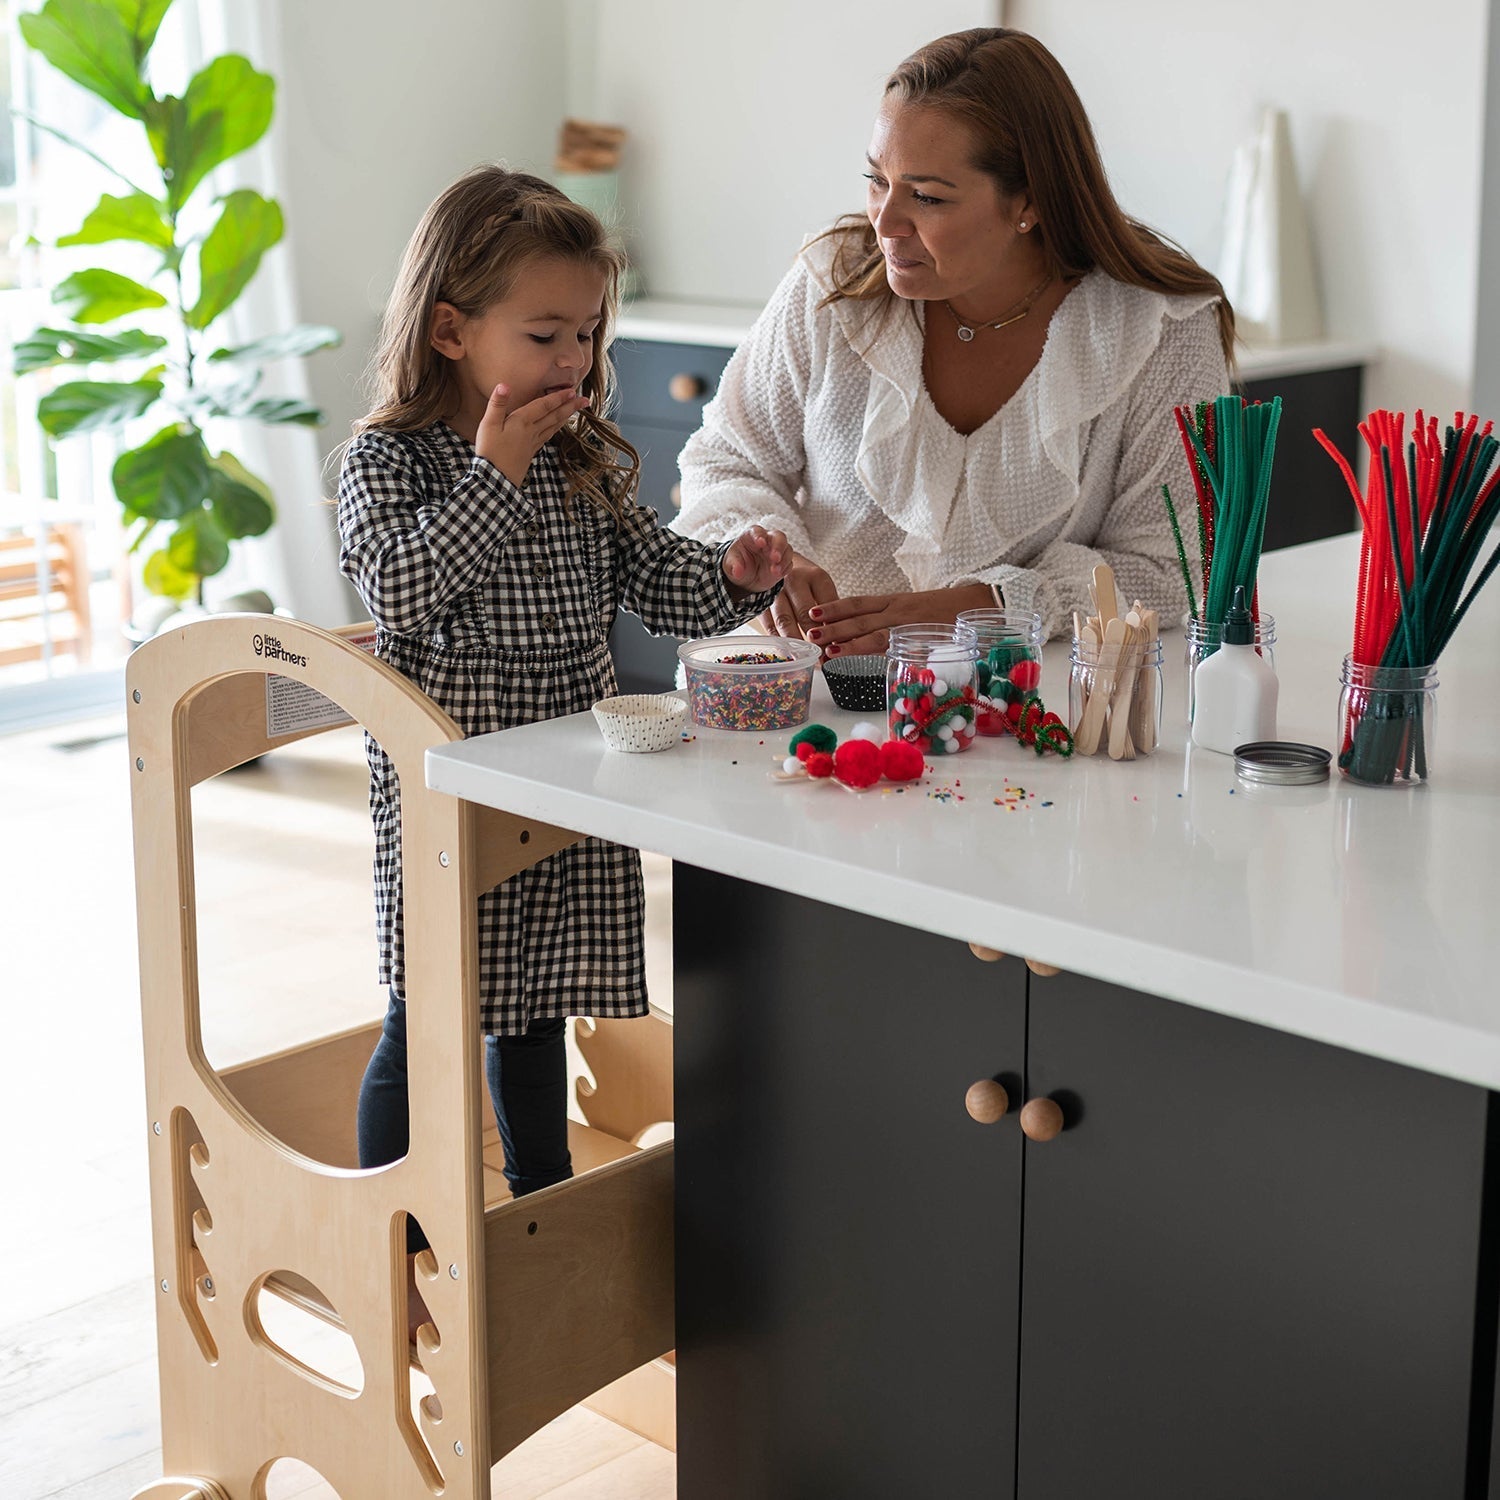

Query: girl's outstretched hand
[[477, 383, 589, 487], [722, 525, 791, 598]]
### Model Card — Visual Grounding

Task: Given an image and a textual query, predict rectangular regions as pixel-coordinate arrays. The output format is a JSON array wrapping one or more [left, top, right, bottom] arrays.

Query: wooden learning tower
[[126, 614, 675, 1500]]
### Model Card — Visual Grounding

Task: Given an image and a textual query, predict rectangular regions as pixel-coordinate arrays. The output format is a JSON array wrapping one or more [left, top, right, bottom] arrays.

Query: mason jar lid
[[1233, 741, 1332, 785]]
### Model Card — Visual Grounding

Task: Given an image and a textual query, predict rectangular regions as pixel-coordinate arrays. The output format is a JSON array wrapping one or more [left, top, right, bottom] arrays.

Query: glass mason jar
[[1068, 636, 1164, 758], [886, 623, 980, 757], [1337, 656, 1438, 787], [956, 607, 1045, 736], [1185, 611, 1277, 727]]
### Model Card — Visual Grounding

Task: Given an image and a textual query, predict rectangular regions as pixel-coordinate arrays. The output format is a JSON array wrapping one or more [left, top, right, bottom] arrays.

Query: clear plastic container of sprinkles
[[678, 635, 819, 730], [886, 623, 980, 756]]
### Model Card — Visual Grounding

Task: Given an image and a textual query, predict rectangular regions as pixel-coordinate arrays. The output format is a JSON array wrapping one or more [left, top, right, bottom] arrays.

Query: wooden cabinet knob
[[1025, 958, 1060, 977], [968, 942, 1006, 962], [668, 372, 707, 402], [1019, 1097, 1065, 1142], [670, 482, 682, 510], [965, 1079, 1009, 1124]]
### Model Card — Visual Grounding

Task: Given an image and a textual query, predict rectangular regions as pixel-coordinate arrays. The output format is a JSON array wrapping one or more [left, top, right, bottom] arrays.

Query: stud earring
[[1018, 220, 1029, 231]]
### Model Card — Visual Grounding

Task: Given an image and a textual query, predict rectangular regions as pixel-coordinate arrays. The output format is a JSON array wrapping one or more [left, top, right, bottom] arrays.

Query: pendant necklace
[[944, 272, 1055, 342]]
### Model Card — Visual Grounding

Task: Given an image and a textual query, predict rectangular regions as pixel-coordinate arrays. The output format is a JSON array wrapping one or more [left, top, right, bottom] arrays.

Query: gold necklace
[[944, 273, 1054, 342]]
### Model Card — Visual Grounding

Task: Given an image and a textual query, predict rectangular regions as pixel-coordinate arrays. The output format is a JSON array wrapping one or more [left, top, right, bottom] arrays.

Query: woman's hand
[[477, 383, 590, 487], [722, 526, 792, 596], [757, 550, 839, 640], [806, 584, 994, 656]]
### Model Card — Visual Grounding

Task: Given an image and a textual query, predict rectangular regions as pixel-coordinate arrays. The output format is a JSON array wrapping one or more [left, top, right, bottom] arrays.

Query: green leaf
[[99, 0, 173, 67], [209, 324, 341, 363], [18, 0, 150, 121], [187, 190, 283, 329], [208, 450, 275, 538], [38, 378, 162, 436], [52, 268, 167, 324], [57, 191, 172, 250], [240, 396, 324, 426], [146, 55, 274, 212], [13, 326, 167, 375], [142, 545, 197, 600], [166, 510, 230, 580], [112, 424, 212, 520]]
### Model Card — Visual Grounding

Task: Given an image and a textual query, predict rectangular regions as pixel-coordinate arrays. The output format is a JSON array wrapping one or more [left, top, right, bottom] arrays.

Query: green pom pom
[[996, 678, 1021, 704], [789, 723, 837, 755], [975, 660, 993, 692]]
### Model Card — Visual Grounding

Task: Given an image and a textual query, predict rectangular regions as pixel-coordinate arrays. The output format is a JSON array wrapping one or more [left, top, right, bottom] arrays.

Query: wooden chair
[[0, 522, 92, 667], [126, 613, 673, 1500]]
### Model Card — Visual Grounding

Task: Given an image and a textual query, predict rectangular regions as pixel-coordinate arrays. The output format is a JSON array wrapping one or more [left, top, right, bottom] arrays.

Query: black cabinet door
[[673, 864, 1026, 1500], [1241, 365, 1362, 550], [1016, 969, 1487, 1500]]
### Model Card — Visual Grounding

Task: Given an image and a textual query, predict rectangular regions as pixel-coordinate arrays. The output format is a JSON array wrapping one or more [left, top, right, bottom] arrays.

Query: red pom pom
[[832, 739, 882, 789], [880, 738, 925, 782], [1006, 700, 1024, 724], [796, 741, 817, 763], [805, 751, 835, 778], [1009, 658, 1041, 692]]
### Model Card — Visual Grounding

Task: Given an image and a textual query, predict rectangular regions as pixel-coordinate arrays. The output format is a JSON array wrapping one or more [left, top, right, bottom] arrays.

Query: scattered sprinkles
[[927, 783, 966, 803], [680, 732, 696, 742]]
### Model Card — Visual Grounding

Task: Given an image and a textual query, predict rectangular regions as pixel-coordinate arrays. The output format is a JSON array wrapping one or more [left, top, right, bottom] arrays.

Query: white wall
[[575, 0, 1000, 305], [236, 0, 568, 622], [1474, 0, 1500, 418], [1009, 0, 1490, 423]]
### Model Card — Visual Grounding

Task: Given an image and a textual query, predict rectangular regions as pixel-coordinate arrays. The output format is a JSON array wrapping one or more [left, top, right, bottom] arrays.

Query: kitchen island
[[428, 535, 1500, 1498]]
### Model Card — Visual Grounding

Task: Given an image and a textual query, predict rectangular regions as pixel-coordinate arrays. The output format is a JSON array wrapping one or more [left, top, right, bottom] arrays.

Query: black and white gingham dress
[[337, 421, 777, 1034]]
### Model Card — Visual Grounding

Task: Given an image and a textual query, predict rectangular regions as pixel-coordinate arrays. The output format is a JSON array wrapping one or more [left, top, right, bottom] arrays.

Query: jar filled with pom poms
[[886, 623, 979, 756], [956, 607, 1044, 735]]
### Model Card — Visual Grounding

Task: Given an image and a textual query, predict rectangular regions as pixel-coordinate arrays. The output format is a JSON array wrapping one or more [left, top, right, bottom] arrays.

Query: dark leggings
[[357, 990, 573, 1250]]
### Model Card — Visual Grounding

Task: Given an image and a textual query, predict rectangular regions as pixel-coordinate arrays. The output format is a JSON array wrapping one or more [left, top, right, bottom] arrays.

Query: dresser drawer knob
[[669, 372, 708, 402], [1025, 958, 1060, 977], [1020, 1097, 1065, 1142], [965, 1079, 1010, 1124], [968, 942, 1005, 962]]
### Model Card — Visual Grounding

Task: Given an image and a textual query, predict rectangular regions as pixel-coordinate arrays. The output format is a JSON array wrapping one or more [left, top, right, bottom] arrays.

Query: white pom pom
[[902, 722, 920, 739], [944, 737, 961, 753], [783, 755, 802, 775], [938, 723, 954, 740], [931, 677, 948, 697], [894, 698, 910, 715], [947, 713, 967, 731], [850, 719, 883, 743]]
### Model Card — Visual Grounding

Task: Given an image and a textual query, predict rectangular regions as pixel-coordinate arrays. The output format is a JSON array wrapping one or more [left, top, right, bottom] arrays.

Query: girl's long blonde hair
[[359, 165, 641, 524], [820, 28, 1236, 364]]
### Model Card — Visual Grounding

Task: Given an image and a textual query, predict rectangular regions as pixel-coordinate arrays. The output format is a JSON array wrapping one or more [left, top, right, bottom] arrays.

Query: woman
[[674, 27, 1233, 649]]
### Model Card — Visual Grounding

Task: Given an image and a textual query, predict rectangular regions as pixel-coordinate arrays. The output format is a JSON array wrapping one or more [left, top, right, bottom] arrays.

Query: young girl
[[337, 166, 787, 1247]]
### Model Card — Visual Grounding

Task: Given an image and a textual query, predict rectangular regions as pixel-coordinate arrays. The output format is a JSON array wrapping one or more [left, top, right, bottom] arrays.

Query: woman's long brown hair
[[357, 165, 641, 525], [819, 28, 1236, 364]]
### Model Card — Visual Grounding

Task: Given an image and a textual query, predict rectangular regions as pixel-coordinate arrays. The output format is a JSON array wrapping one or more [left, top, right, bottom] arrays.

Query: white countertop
[[616, 297, 1375, 382], [428, 536, 1500, 1091]]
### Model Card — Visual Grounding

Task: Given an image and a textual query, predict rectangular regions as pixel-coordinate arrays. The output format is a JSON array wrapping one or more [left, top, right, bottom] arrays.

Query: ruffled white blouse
[[674, 232, 1228, 639]]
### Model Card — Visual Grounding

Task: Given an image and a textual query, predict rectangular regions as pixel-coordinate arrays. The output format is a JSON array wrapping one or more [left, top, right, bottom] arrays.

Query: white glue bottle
[[1191, 585, 1279, 755]]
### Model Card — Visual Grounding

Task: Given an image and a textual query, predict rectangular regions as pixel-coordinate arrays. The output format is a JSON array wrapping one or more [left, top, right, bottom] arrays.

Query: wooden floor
[[0, 714, 675, 1499]]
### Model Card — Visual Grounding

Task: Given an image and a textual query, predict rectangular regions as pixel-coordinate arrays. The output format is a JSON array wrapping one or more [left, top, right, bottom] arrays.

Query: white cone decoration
[[1219, 107, 1324, 346]]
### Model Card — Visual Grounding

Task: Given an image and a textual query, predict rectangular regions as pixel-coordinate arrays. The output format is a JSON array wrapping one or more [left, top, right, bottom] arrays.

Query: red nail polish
[[827, 644, 841, 655], [808, 629, 822, 641], [809, 607, 823, 620]]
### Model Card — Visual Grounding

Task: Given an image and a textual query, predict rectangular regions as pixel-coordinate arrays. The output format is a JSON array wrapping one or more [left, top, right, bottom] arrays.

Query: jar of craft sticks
[[956, 607, 1044, 736], [886, 623, 979, 756], [1068, 635, 1163, 759]]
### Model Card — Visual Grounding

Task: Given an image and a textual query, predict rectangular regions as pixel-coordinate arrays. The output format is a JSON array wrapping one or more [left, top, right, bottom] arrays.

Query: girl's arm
[[337, 432, 537, 636], [613, 501, 782, 639]]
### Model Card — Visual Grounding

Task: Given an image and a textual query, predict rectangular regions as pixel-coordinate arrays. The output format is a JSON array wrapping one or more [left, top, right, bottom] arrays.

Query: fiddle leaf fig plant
[[15, 0, 339, 605]]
